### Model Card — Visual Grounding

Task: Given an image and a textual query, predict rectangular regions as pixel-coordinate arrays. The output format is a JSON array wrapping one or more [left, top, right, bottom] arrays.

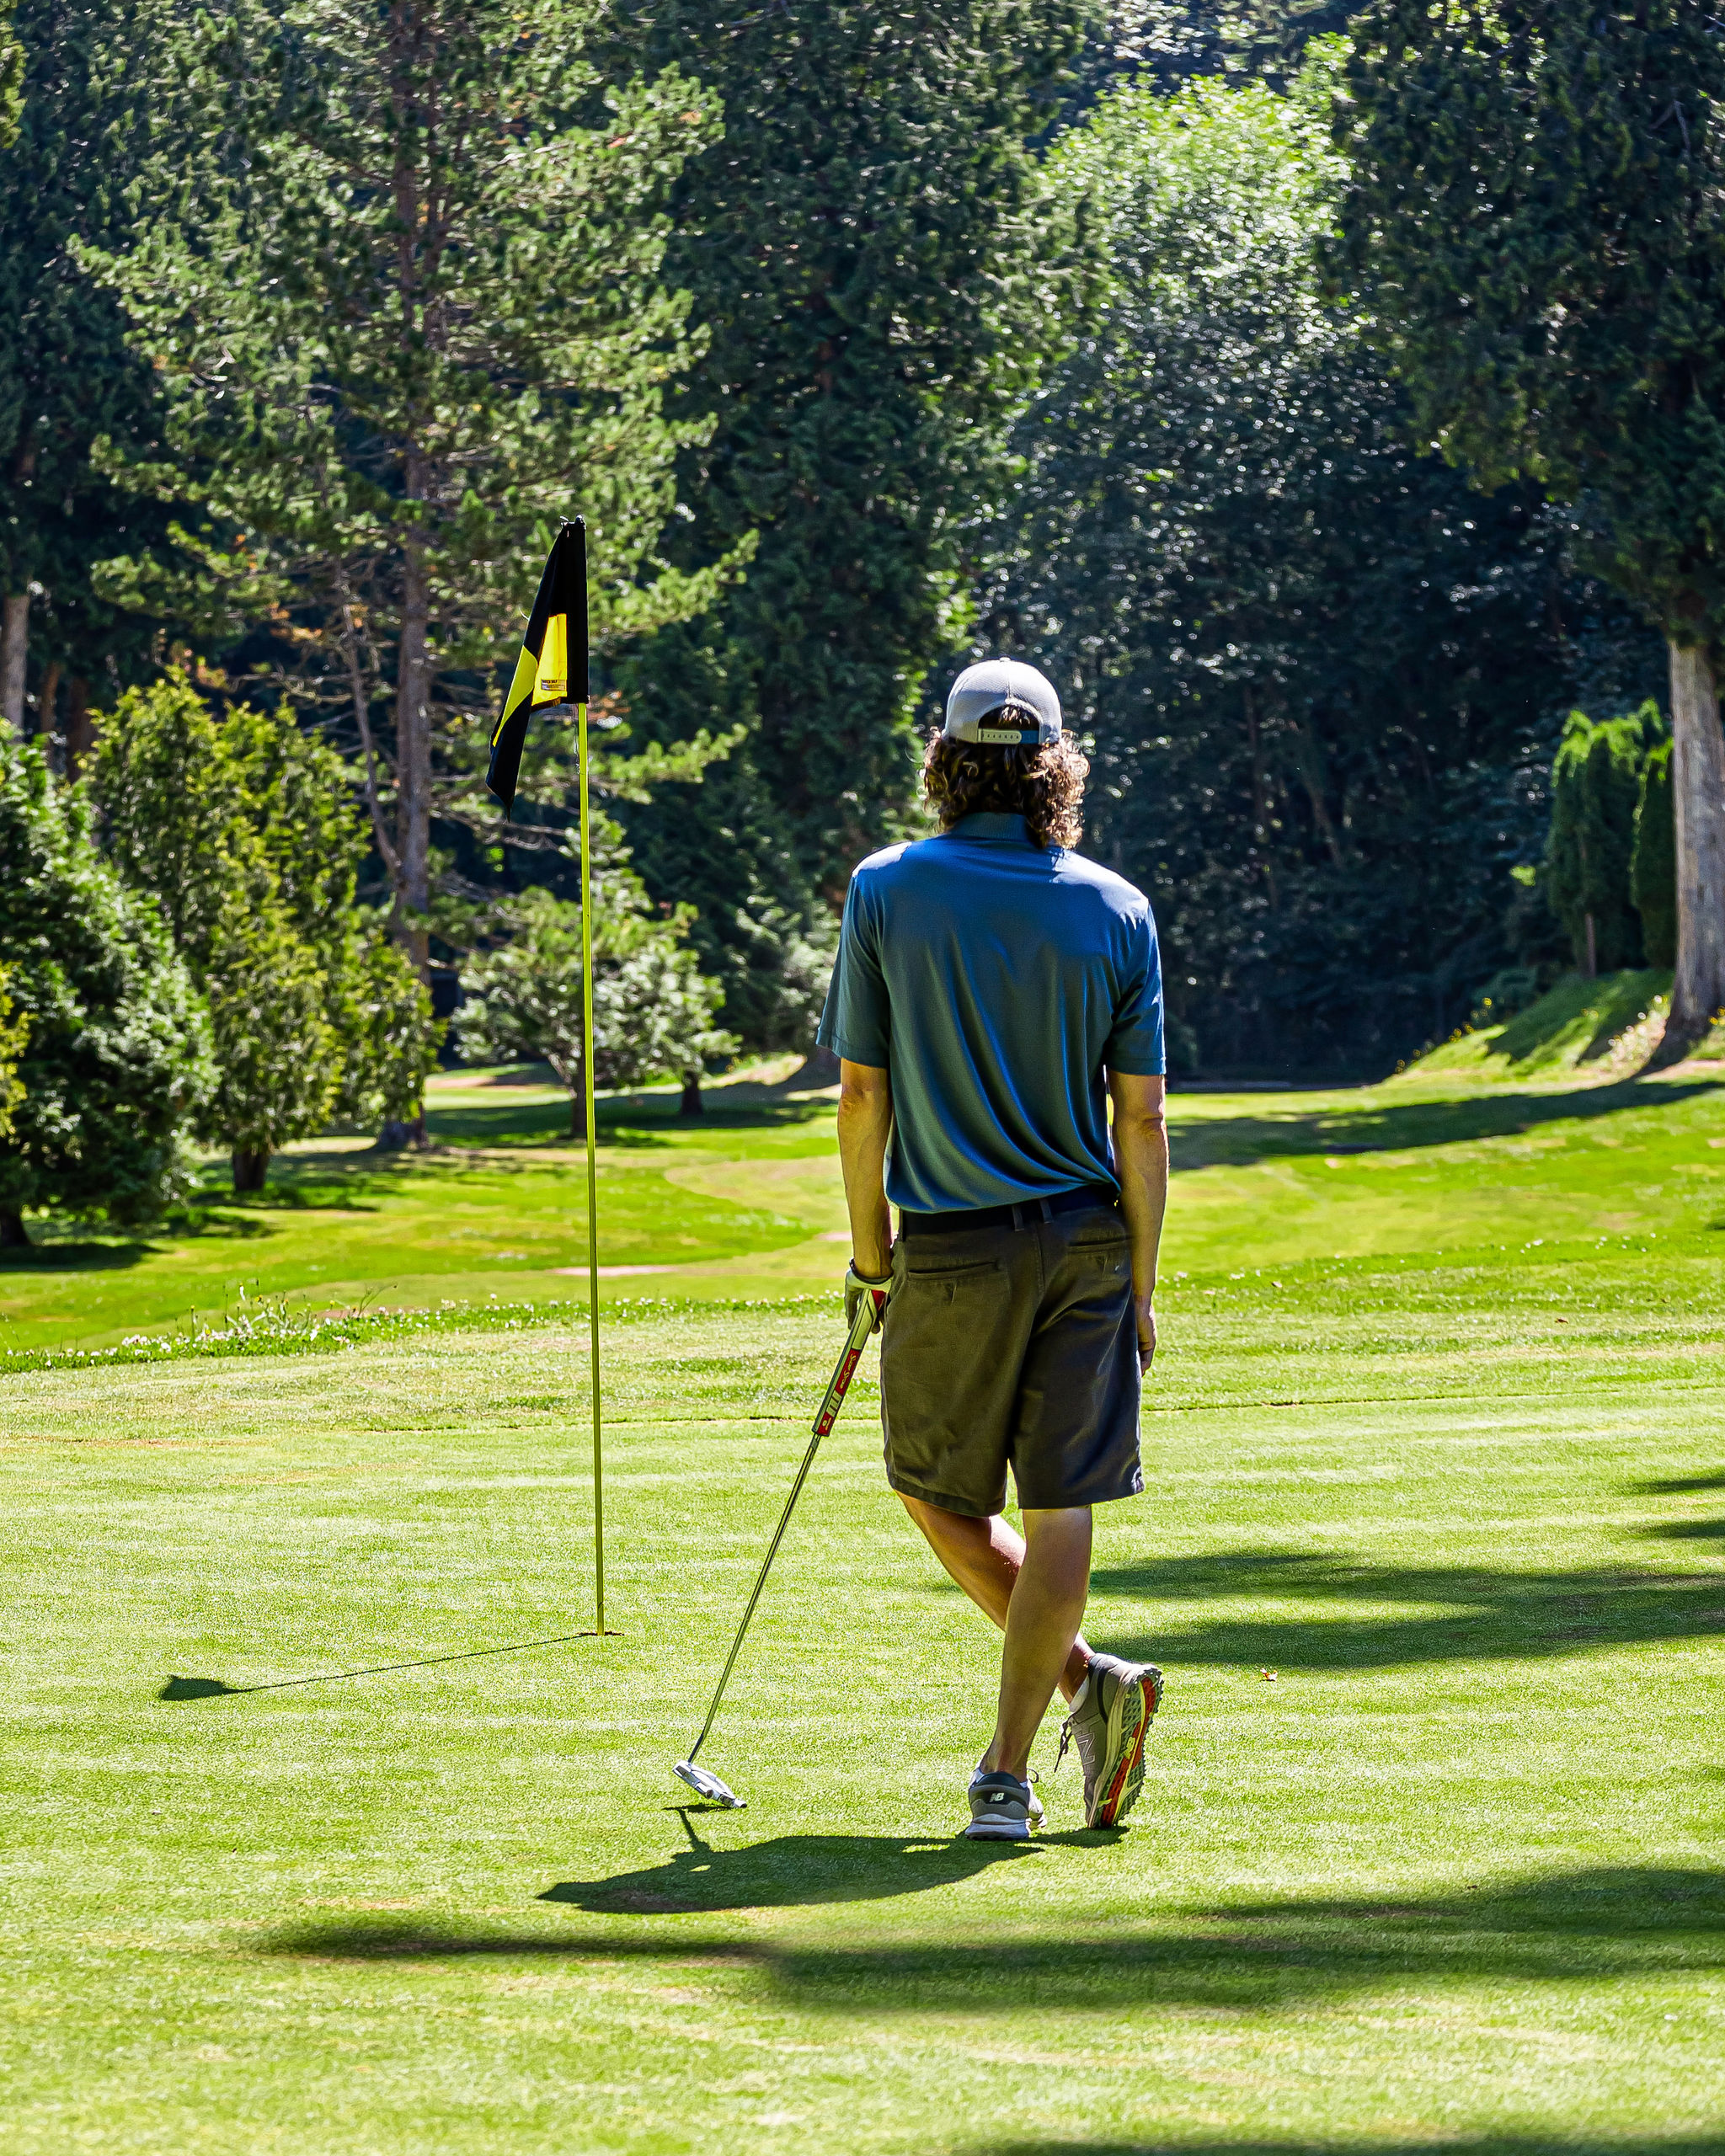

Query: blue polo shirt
[[816, 812, 1165, 1214]]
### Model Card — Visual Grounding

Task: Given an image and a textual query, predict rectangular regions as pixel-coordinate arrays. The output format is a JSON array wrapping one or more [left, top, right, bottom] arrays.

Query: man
[[817, 657, 1169, 1842]]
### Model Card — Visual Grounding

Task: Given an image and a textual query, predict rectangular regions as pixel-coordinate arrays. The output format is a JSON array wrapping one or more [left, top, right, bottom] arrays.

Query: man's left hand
[[1135, 1294, 1157, 1374]]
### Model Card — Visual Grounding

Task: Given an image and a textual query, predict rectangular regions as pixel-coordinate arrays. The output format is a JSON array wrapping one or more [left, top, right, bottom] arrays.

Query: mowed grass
[[3, 1040, 1725, 2148], [7, 1016, 1725, 1352]]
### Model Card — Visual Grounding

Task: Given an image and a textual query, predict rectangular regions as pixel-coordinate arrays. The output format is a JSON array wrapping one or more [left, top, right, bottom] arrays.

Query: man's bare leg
[[986, 1508, 1092, 1779], [899, 1492, 1092, 1701]]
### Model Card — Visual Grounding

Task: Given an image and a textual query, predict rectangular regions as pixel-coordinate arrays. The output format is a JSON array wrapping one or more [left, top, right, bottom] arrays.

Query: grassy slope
[[8, 1034, 1725, 1352], [2, 1050, 1724, 2148]]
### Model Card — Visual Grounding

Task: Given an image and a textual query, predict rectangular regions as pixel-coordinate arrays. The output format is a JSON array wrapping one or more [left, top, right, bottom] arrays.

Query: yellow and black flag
[[486, 517, 588, 819]]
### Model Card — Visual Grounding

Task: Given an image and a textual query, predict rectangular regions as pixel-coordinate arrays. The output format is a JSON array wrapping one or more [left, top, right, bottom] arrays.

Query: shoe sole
[[1092, 1662, 1163, 1828], [965, 1817, 1030, 1841]]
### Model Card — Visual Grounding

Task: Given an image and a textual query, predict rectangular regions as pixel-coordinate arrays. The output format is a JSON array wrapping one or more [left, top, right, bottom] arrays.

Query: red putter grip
[[812, 1289, 887, 1437], [813, 1347, 862, 1437]]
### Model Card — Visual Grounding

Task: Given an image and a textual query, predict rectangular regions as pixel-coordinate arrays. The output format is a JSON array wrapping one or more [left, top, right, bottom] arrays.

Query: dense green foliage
[[1336, 1, 1725, 648], [1633, 740, 1677, 970], [0, 0, 182, 739], [91, 674, 441, 1187], [458, 822, 733, 1132], [0, 964, 24, 1139], [983, 56, 1659, 1068], [0, 743, 212, 1240], [93, 0, 742, 963], [0, 5, 21, 149], [1335, 1, 1725, 1041], [610, 0, 1092, 1027], [1544, 706, 1661, 977]]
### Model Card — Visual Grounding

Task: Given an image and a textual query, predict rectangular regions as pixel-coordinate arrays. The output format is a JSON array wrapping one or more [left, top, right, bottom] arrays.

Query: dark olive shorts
[[879, 1201, 1144, 1518]]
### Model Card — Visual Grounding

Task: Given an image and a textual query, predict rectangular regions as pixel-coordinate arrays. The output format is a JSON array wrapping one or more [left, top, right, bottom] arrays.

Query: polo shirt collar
[[949, 812, 1031, 845]]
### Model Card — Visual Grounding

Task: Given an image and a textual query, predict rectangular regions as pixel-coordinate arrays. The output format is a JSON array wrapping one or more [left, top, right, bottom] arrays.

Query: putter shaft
[[684, 1291, 882, 1767]]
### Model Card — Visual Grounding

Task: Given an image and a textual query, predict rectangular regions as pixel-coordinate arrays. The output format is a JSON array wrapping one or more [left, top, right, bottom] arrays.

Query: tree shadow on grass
[[1168, 1075, 1723, 1172], [0, 1239, 153, 1271], [1087, 1549, 1725, 1671], [264, 1865, 1725, 2014], [973, 2142, 1725, 2156]]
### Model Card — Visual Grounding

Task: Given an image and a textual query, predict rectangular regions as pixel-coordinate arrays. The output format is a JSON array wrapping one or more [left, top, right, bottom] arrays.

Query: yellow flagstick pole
[[577, 691, 606, 1636]]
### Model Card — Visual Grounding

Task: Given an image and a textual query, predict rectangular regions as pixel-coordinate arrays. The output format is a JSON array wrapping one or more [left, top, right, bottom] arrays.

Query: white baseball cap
[[942, 658, 1063, 746]]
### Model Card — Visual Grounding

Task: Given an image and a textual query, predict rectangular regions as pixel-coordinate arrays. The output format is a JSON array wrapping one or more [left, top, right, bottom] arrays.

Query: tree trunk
[[1583, 912, 1597, 979], [231, 1149, 271, 1194], [568, 1091, 586, 1139], [0, 591, 29, 739], [63, 676, 93, 777], [36, 660, 61, 772], [679, 1074, 704, 1118], [1664, 636, 1725, 1045], [0, 1207, 29, 1250], [395, 520, 433, 984]]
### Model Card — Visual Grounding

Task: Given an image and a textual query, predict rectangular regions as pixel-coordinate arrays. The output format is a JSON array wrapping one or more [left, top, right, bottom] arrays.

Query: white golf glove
[[845, 1259, 895, 1335]]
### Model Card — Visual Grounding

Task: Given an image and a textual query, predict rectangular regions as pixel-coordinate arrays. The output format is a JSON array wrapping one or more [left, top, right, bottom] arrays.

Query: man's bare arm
[[836, 1058, 894, 1276], [1108, 1070, 1168, 1371]]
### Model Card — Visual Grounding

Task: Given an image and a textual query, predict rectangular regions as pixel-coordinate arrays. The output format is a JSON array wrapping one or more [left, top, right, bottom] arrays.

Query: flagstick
[[576, 693, 606, 1636]]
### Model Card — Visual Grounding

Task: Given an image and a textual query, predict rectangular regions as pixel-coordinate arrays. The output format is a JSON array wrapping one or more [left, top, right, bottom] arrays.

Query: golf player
[[818, 659, 1168, 1842]]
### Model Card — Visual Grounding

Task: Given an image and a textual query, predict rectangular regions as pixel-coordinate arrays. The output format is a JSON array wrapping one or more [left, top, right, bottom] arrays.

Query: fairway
[[4, 1060, 1725, 2151]]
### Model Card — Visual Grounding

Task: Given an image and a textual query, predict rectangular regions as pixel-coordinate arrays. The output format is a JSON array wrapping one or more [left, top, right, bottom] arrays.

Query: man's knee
[[899, 1490, 990, 1544]]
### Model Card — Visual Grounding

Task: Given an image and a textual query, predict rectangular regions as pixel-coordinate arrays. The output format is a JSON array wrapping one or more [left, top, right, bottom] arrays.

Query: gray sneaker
[[965, 1766, 1038, 1841], [1058, 1652, 1163, 1827]]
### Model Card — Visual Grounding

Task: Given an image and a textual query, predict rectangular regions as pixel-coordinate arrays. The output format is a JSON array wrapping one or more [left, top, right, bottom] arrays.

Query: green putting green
[[2, 1027, 1723, 2147]]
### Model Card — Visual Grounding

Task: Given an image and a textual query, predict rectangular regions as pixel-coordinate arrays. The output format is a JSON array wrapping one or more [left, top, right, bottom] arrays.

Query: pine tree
[[0, 741, 214, 1244], [1338, 2, 1725, 1049], [90, 0, 742, 974], [0, 0, 185, 749], [609, 0, 1092, 1021]]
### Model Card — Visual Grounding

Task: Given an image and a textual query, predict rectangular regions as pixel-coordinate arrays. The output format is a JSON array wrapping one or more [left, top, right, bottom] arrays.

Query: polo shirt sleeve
[[1103, 902, 1166, 1076], [816, 870, 892, 1067]]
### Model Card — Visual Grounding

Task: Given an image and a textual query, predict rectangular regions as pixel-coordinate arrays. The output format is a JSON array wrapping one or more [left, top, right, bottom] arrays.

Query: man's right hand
[[846, 1260, 895, 1336]]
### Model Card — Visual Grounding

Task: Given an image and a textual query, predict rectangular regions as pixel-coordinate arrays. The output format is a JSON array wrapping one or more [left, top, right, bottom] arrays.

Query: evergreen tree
[[92, 673, 441, 1190], [610, 0, 1092, 1031], [91, 0, 742, 974], [458, 818, 734, 1136], [1544, 709, 1658, 979], [1633, 741, 1678, 972], [1337, 1, 1725, 1049], [0, 742, 214, 1244], [0, 0, 184, 750]]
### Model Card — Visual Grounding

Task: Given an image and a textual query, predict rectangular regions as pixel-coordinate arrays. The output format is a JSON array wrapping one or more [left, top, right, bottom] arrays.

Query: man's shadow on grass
[[1086, 1546, 1725, 1671], [540, 1810, 1055, 1913]]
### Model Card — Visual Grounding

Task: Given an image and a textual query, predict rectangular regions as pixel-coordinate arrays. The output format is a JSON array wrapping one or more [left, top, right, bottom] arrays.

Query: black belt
[[899, 1183, 1118, 1236]]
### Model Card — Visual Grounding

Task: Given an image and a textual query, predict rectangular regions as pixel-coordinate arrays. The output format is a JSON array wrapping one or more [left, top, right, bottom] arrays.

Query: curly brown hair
[[921, 727, 1089, 851]]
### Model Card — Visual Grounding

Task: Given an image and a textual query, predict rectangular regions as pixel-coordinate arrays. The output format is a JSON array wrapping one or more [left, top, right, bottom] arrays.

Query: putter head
[[675, 1758, 745, 1809]]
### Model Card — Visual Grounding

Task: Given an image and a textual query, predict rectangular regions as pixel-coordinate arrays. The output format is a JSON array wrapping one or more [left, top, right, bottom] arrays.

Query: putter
[[674, 1283, 889, 1808]]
